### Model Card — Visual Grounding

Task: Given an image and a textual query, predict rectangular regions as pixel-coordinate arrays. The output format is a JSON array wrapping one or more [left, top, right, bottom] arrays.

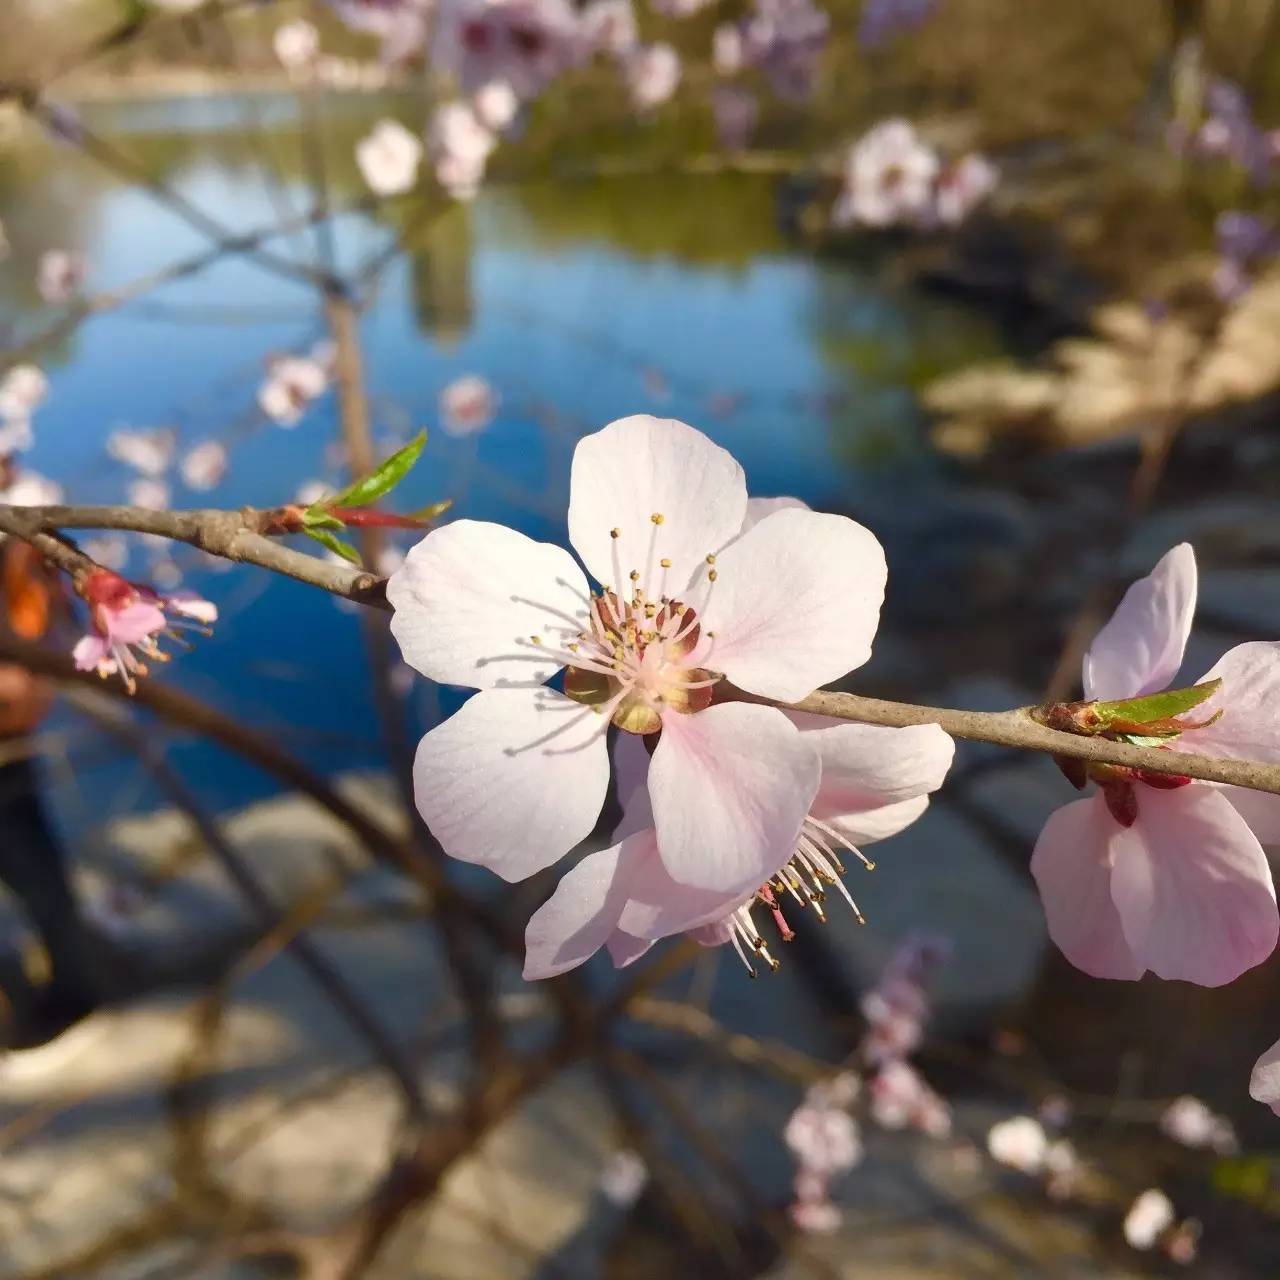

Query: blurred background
[[2, 0, 1280, 1275]]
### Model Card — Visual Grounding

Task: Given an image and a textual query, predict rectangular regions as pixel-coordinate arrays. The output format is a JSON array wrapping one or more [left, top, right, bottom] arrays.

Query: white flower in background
[[0, 365, 48, 423], [356, 119, 423, 196], [599, 1150, 648, 1206], [0, 469, 62, 506], [626, 43, 681, 111], [784, 1104, 861, 1177], [868, 1060, 950, 1136], [833, 119, 940, 229], [473, 80, 520, 132], [432, 0, 583, 101], [986, 1115, 1048, 1174], [429, 102, 497, 200], [1159, 1095, 1236, 1152], [440, 374, 498, 435], [36, 249, 88, 303], [82, 534, 129, 573], [106, 427, 177, 477], [150, 557, 183, 591], [295, 478, 331, 506], [376, 545, 406, 576], [0, 419, 33, 454], [712, 23, 745, 74], [316, 55, 363, 90], [582, 0, 638, 58], [1124, 1189, 1175, 1250], [934, 152, 998, 226], [127, 478, 171, 511], [327, 0, 430, 64], [274, 20, 321, 72], [259, 355, 328, 427], [179, 440, 228, 491]]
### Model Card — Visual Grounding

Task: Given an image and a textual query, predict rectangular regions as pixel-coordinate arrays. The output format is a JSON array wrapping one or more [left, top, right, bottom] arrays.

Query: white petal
[[1191, 641, 1280, 762], [524, 837, 648, 979], [1082, 543, 1196, 700], [648, 703, 819, 895], [387, 520, 590, 690], [1250, 1037, 1280, 1115], [617, 845, 751, 940], [822, 795, 931, 846], [567, 415, 746, 594], [738, 495, 809, 536], [1111, 786, 1277, 987], [413, 687, 610, 881], [1030, 795, 1144, 980], [701, 508, 887, 702], [803, 721, 954, 818]]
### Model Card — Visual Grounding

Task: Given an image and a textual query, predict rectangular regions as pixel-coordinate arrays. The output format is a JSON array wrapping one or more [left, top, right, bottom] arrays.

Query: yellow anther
[[529, 635, 542, 645], [650, 512, 664, 525], [708, 569, 718, 582], [659, 557, 671, 569], [610, 527, 621, 539], [705, 553, 716, 565], [629, 569, 639, 581]]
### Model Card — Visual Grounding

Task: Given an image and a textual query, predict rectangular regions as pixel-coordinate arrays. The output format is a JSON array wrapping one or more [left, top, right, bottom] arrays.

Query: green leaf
[[409, 498, 454, 522], [334, 431, 426, 509], [303, 526, 362, 564], [1114, 734, 1172, 748], [1093, 678, 1221, 727]]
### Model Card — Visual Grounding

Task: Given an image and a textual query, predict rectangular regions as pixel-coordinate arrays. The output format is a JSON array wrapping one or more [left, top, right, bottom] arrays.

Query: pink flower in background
[[327, 0, 430, 63], [711, 23, 744, 74], [933, 153, 998, 226], [389, 415, 888, 913], [179, 440, 228, 491], [710, 86, 758, 152], [36, 249, 88, 303], [1031, 544, 1280, 987], [1251, 1038, 1280, 1116], [599, 1150, 648, 1206], [274, 20, 321, 72], [440, 375, 498, 435], [259, 354, 328, 426], [784, 1100, 862, 1176], [107, 427, 177, 477], [868, 1059, 950, 1137], [582, 0, 638, 58], [833, 119, 940, 229], [740, 0, 829, 103], [859, 933, 947, 1064], [356, 119, 423, 196], [472, 79, 520, 131], [429, 102, 497, 200], [625, 44, 681, 111]]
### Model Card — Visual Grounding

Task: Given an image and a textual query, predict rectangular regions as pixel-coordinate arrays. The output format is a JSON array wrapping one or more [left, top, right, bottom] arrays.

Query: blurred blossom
[[44, 103, 83, 145], [582, 0, 639, 58], [0, 419, 34, 456], [0, 469, 62, 506], [1030, 544, 1280, 987], [150, 557, 184, 591], [356, 119, 424, 196], [147, 0, 205, 10], [127, 478, 171, 511], [429, 102, 497, 200], [0, 365, 48, 424], [710, 86, 758, 152], [107, 427, 177, 477], [376, 545, 407, 577], [180, 441, 229, 492], [1037, 1094, 1072, 1130], [36, 249, 88, 303], [985, 1116, 1048, 1174], [1043, 1139, 1081, 1201], [1213, 210, 1277, 301], [869, 1060, 950, 1136], [1166, 1220, 1201, 1266], [274, 20, 321, 72], [82, 534, 129, 573], [327, 0, 430, 63], [389, 661, 416, 697], [806, 1071, 860, 1109], [933, 153, 997, 226], [788, 1185, 842, 1233], [833, 118, 939, 229], [259, 355, 329, 426], [859, 933, 946, 1065], [1251, 1036, 1280, 1115], [740, 0, 829, 103], [599, 1149, 648, 1206], [1124, 1188, 1175, 1250], [295, 479, 331, 506], [1191, 77, 1272, 183], [625, 44, 681, 112], [440, 374, 498, 435], [650, 0, 713, 17], [473, 79, 520, 131], [858, 0, 937, 47], [712, 23, 744, 74], [785, 1103, 861, 1176], [432, 0, 583, 100]]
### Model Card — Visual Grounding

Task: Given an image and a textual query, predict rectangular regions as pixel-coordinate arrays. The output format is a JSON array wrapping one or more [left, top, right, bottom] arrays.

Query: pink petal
[[524, 836, 648, 979], [413, 686, 610, 880], [1030, 794, 1144, 980], [1249, 1036, 1280, 1116], [72, 634, 110, 671], [566, 415, 746, 595], [606, 930, 654, 968], [611, 728, 654, 840], [1190, 641, 1280, 762], [106, 600, 166, 645], [701, 509, 887, 702], [821, 795, 931, 846], [647, 702, 820, 894], [1110, 786, 1277, 987], [1082, 543, 1197, 700], [387, 520, 590, 690], [616, 842, 751, 940], [1218, 786, 1280, 844]]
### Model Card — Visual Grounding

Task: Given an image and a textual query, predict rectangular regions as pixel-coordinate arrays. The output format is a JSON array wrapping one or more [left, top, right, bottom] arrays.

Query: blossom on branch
[[440, 375, 498, 435], [356, 119, 424, 196], [429, 102, 497, 200], [274, 20, 321, 73], [1031, 544, 1280, 987], [389, 415, 893, 947], [625, 44, 681, 112], [259, 354, 329, 427], [179, 440, 228, 491], [107, 427, 177, 477]]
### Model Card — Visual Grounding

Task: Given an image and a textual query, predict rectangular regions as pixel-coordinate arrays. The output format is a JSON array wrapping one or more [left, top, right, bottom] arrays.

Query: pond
[[0, 90, 1010, 832]]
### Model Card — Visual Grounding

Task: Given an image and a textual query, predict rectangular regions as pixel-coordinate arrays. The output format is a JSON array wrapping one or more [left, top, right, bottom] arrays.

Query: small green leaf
[[302, 507, 344, 531], [334, 431, 426, 509], [409, 497, 454, 522], [1093, 678, 1221, 727], [304, 526, 362, 564], [1114, 734, 1172, 748]]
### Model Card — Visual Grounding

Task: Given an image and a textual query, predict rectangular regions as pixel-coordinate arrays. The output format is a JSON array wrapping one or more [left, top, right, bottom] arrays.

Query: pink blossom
[[933, 153, 998, 226], [36, 249, 87, 303], [625, 44, 681, 112], [326, 0, 430, 63], [356, 119, 423, 196], [1031, 544, 1280, 987], [1159, 1095, 1236, 1151], [784, 1103, 861, 1176], [739, 0, 829, 103], [1250, 1037, 1280, 1116], [180, 440, 228, 491], [472, 80, 520, 131], [711, 23, 744, 74], [72, 569, 216, 692], [274, 20, 321, 72], [107, 427, 176, 477], [651, 0, 713, 17], [429, 102, 497, 200], [259, 355, 328, 426], [868, 1059, 950, 1136], [788, 1195, 842, 1233], [1124, 1189, 1174, 1250], [599, 1150, 648, 1206], [431, 0, 583, 101], [389, 417, 890, 929], [833, 119, 940, 230], [440, 374, 498, 436], [581, 0, 638, 58]]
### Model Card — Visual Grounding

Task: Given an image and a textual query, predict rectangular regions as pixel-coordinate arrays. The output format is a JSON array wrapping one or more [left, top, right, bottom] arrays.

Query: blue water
[[0, 97, 1002, 831]]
